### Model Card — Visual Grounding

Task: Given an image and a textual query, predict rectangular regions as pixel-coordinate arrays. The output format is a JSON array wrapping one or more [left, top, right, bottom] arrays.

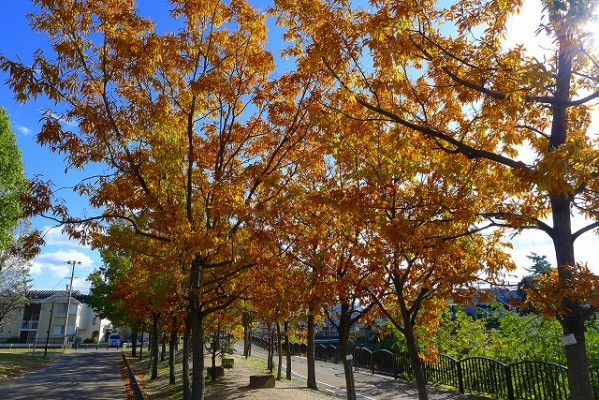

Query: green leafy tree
[[0, 247, 31, 329], [0, 107, 28, 255], [518, 252, 553, 298], [86, 247, 133, 329], [0, 108, 34, 329], [434, 308, 489, 360], [525, 253, 553, 276], [434, 305, 565, 364]]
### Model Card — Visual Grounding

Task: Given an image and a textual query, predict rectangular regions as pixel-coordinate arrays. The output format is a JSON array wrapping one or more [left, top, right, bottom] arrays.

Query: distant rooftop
[[27, 289, 87, 302]]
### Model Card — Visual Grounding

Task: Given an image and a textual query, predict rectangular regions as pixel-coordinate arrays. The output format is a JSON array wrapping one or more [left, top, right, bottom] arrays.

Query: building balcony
[[20, 320, 39, 330]]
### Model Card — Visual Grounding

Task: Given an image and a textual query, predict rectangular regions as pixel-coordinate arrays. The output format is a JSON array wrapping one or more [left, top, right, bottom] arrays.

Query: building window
[[53, 325, 64, 335], [92, 317, 97, 325], [56, 303, 68, 314]]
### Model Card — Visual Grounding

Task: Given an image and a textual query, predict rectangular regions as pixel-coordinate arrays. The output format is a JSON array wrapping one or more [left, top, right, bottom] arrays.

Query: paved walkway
[[0, 350, 126, 400], [242, 344, 486, 400]]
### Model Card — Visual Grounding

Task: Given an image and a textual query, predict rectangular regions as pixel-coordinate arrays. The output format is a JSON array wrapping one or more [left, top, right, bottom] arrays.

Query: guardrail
[[0, 342, 130, 350], [0, 343, 63, 349], [73, 343, 128, 350]]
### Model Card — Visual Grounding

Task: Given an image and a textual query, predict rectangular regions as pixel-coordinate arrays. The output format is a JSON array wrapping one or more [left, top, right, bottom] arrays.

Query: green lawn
[[0, 349, 65, 380]]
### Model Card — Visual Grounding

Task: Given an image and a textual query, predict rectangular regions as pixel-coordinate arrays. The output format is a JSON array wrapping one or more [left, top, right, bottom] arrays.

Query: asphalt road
[[0, 350, 126, 400], [242, 344, 486, 400]]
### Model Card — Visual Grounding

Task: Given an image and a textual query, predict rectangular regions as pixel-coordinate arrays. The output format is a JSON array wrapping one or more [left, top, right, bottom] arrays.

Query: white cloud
[[41, 226, 90, 248], [15, 125, 32, 136], [506, 214, 599, 284], [507, 229, 556, 281], [30, 250, 93, 278], [49, 112, 79, 128], [29, 262, 44, 275], [29, 249, 95, 292]]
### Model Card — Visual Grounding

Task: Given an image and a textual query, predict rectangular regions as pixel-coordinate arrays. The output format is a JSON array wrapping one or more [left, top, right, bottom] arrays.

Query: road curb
[[121, 353, 146, 400]]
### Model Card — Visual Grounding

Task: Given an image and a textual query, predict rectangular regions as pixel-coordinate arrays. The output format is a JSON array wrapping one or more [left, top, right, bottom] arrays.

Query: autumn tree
[[251, 145, 378, 397], [313, 99, 513, 400], [1, 1, 321, 399], [245, 237, 308, 380], [280, 173, 375, 397], [260, 170, 338, 389], [275, 0, 599, 397]]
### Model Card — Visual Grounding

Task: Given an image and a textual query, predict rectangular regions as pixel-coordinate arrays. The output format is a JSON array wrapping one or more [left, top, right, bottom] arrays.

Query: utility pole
[[44, 302, 54, 357], [63, 260, 81, 348]]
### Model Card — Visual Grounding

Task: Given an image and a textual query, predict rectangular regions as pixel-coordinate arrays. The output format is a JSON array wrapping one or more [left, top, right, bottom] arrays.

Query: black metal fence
[[350, 347, 573, 400], [251, 336, 596, 400]]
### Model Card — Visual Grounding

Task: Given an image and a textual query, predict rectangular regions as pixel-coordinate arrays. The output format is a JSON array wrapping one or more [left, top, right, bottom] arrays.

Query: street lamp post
[[63, 260, 81, 348]]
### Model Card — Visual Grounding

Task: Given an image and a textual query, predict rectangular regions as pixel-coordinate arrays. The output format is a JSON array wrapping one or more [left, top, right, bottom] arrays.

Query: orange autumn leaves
[[6, 0, 599, 374], [527, 263, 599, 319]]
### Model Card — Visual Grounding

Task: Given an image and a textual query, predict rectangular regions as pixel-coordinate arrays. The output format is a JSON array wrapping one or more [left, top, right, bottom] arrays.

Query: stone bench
[[248, 374, 275, 388], [206, 366, 225, 378]]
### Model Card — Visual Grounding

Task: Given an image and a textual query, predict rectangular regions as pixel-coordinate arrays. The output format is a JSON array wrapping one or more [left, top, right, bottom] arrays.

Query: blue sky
[[0, 1, 598, 293], [0, 2, 100, 291]]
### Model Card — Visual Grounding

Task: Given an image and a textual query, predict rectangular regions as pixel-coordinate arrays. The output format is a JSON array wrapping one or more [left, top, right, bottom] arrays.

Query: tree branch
[[573, 221, 599, 241]]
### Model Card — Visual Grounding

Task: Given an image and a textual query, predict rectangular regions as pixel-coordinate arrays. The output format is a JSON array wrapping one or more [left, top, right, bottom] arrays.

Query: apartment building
[[0, 289, 109, 345]]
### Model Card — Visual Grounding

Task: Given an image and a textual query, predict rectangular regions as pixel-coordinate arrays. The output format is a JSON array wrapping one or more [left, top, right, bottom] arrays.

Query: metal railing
[[351, 347, 572, 400], [252, 336, 585, 400]]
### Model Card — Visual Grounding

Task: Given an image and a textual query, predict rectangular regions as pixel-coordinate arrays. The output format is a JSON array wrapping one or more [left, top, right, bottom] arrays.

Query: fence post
[[457, 359, 464, 394], [371, 351, 375, 375], [505, 364, 515, 400]]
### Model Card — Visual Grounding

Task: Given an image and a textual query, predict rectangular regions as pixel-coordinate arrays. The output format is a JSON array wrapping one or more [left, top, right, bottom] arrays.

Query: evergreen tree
[[518, 252, 552, 297]]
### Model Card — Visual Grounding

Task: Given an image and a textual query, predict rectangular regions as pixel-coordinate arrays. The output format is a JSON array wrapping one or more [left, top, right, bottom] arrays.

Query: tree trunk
[[161, 335, 167, 362], [284, 320, 292, 380], [276, 321, 283, 380], [169, 318, 177, 385], [552, 195, 594, 400], [338, 303, 357, 400], [267, 323, 274, 373], [562, 314, 592, 399], [243, 312, 251, 358], [150, 312, 160, 380], [306, 313, 317, 390], [131, 329, 138, 358], [189, 256, 206, 400], [139, 331, 144, 360], [182, 315, 191, 400], [210, 328, 219, 381], [402, 311, 428, 400], [546, 17, 594, 399]]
